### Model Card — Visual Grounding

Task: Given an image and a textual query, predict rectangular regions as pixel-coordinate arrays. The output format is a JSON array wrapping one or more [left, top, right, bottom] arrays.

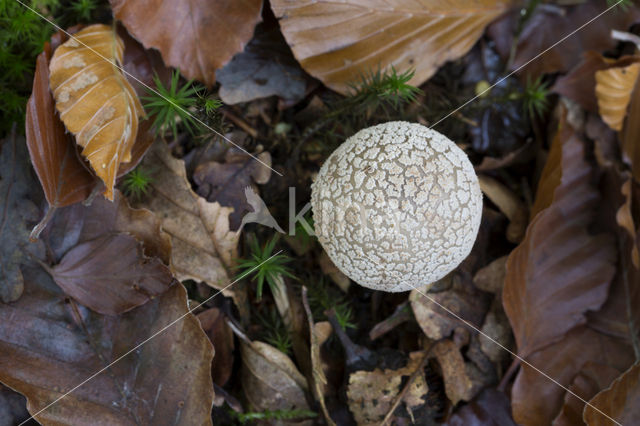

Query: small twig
[[381, 342, 434, 426], [222, 110, 258, 138]]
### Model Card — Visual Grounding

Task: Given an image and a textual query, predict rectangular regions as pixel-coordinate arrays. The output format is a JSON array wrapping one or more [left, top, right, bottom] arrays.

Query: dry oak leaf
[[503, 119, 616, 360], [0, 265, 214, 426], [346, 351, 428, 425], [110, 0, 263, 87], [133, 141, 247, 316], [270, 0, 511, 95], [49, 24, 144, 200], [584, 361, 640, 425], [595, 61, 640, 131]]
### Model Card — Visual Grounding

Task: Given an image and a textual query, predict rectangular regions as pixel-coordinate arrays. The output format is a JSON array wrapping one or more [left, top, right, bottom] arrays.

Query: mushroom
[[311, 121, 482, 292]]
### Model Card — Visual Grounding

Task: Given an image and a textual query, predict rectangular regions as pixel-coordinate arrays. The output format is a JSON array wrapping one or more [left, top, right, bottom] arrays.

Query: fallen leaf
[[511, 326, 632, 426], [318, 250, 350, 293], [51, 233, 173, 315], [445, 388, 516, 426], [432, 340, 475, 405], [552, 52, 640, 114], [617, 178, 639, 268], [0, 131, 45, 303], [197, 308, 234, 386], [479, 301, 513, 364], [0, 385, 29, 426], [595, 61, 640, 131], [134, 141, 246, 317], [25, 39, 95, 210], [240, 340, 311, 415], [552, 362, 621, 426], [478, 175, 528, 243], [0, 264, 214, 425], [347, 352, 428, 425], [620, 64, 640, 182], [584, 361, 640, 425], [217, 24, 308, 104], [111, 0, 262, 86], [193, 147, 272, 231], [503, 118, 616, 360], [473, 255, 508, 294], [270, 0, 511, 95], [508, 1, 640, 79], [410, 274, 490, 341], [49, 24, 144, 200]]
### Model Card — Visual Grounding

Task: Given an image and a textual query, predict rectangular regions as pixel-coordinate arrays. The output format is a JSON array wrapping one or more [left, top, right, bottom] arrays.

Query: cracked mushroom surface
[[311, 121, 482, 292]]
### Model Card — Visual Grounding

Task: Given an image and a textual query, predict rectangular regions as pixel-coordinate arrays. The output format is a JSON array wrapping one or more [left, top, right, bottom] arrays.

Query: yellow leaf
[[270, 0, 511, 94], [595, 62, 640, 131], [49, 24, 144, 200]]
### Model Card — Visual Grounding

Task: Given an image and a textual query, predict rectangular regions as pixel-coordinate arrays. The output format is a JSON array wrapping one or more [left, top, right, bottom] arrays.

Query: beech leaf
[[584, 361, 640, 425], [595, 61, 640, 131], [0, 266, 214, 425], [270, 0, 511, 95], [49, 24, 144, 200], [111, 0, 263, 86], [503, 118, 616, 360]]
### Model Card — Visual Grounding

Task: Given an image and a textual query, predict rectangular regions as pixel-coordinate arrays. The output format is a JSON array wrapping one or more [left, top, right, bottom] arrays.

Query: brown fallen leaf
[[478, 175, 528, 243], [318, 250, 350, 293], [193, 147, 273, 231], [503, 117, 616, 360], [270, 0, 511, 95], [197, 308, 235, 387], [510, 326, 633, 426], [445, 388, 516, 426], [473, 255, 508, 294], [410, 274, 490, 341], [617, 178, 639, 268], [479, 301, 513, 364], [134, 141, 246, 318], [111, 0, 262, 86], [51, 233, 173, 315], [432, 340, 474, 405], [584, 361, 640, 425], [49, 24, 144, 200], [26, 38, 95, 210], [0, 264, 214, 425], [240, 339, 311, 417], [595, 61, 640, 131], [347, 351, 428, 425], [507, 1, 640, 79], [620, 64, 640, 183], [552, 362, 621, 426], [0, 385, 29, 425], [0, 130, 45, 303]]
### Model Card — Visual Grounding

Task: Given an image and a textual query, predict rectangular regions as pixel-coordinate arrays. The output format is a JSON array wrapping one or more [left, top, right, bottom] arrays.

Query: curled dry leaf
[[346, 352, 428, 425], [111, 0, 262, 86], [410, 274, 490, 340], [197, 308, 235, 387], [49, 24, 144, 200], [478, 175, 527, 243], [584, 362, 640, 425], [133, 142, 247, 318], [0, 264, 214, 425], [26, 39, 95, 210], [0, 132, 45, 303], [503, 118, 616, 360], [270, 0, 511, 95], [193, 147, 272, 231], [595, 61, 640, 131], [240, 340, 311, 416]]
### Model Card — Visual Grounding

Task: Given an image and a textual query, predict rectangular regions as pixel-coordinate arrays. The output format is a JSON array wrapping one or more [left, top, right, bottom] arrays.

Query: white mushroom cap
[[311, 121, 482, 292]]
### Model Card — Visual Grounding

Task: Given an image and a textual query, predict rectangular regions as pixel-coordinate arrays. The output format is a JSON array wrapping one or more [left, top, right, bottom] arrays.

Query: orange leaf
[[270, 0, 511, 95], [595, 61, 640, 131], [49, 24, 144, 200]]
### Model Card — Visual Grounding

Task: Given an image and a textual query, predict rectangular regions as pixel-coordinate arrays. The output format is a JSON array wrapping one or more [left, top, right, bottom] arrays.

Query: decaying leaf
[[270, 0, 511, 95], [240, 340, 311, 416], [479, 302, 513, 364], [111, 0, 262, 86], [0, 385, 29, 426], [478, 175, 527, 243], [318, 250, 350, 293], [503, 119, 616, 360], [217, 25, 308, 104], [432, 340, 474, 405], [595, 61, 640, 131], [347, 352, 428, 425], [617, 178, 639, 268], [584, 362, 640, 425], [410, 274, 490, 340], [0, 265, 214, 425], [197, 308, 235, 387], [134, 141, 246, 316], [0, 131, 45, 303], [26, 38, 95, 210], [473, 255, 508, 294], [193, 147, 272, 231], [445, 388, 516, 426], [621, 65, 640, 183], [49, 24, 144, 200]]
